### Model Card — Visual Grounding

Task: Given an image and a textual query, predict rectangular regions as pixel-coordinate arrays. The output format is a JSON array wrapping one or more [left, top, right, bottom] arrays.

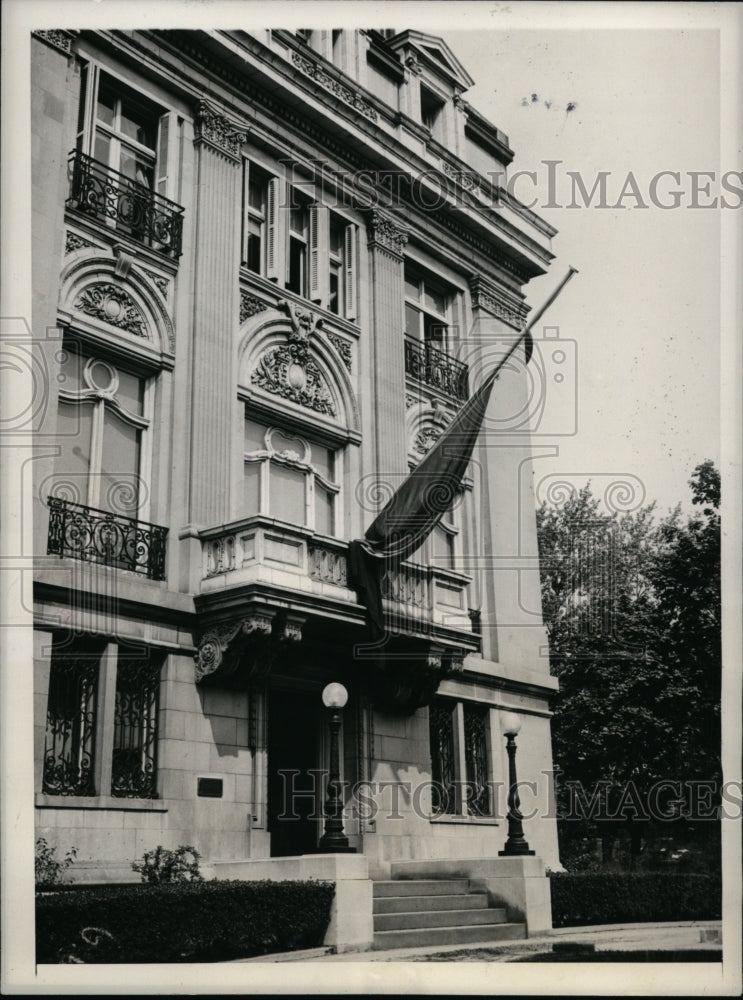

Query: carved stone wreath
[[73, 283, 147, 337], [251, 342, 336, 416]]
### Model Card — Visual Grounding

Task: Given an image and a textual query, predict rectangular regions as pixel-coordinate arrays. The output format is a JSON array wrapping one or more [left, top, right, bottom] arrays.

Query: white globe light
[[501, 711, 522, 736], [322, 682, 348, 709]]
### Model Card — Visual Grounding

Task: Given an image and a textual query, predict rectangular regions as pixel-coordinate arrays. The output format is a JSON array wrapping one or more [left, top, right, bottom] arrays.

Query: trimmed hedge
[[549, 872, 722, 928], [36, 879, 335, 964]]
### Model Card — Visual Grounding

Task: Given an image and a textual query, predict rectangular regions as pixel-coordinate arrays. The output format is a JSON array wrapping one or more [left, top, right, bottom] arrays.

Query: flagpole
[[490, 265, 579, 380]]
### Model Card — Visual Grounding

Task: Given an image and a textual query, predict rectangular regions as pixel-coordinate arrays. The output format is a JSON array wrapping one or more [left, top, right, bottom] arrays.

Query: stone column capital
[[364, 209, 409, 258], [194, 99, 249, 160]]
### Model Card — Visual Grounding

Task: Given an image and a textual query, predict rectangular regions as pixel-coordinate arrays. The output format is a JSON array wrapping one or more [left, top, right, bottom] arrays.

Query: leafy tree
[[536, 463, 721, 868]]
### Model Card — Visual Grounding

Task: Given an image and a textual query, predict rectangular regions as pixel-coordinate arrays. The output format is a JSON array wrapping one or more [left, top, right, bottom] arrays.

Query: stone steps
[[371, 877, 525, 951]]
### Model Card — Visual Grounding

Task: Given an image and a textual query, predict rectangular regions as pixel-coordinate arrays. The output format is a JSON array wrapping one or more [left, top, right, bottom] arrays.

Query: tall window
[[429, 698, 494, 818], [287, 193, 311, 297], [243, 418, 340, 535], [405, 263, 451, 350], [111, 655, 161, 799], [420, 84, 446, 141], [41, 640, 162, 799], [77, 66, 174, 196], [428, 497, 459, 571], [54, 343, 151, 518], [42, 643, 101, 797]]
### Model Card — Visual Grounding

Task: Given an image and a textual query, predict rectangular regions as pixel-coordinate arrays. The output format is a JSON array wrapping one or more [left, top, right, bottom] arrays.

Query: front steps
[[372, 878, 526, 950]]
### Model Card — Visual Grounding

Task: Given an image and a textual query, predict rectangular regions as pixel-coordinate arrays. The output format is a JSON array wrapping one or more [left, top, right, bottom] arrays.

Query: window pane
[[245, 418, 267, 453], [243, 460, 261, 513], [119, 95, 157, 149], [329, 217, 344, 256], [431, 524, 455, 569], [96, 79, 116, 126], [93, 131, 111, 166], [100, 409, 140, 517], [55, 401, 93, 501], [288, 237, 306, 295], [290, 206, 307, 235], [405, 272, 419, 300], [315, 484, 335, 536], [310, 444, 333, 481], [424, 315, 447, 346], [115, 367, 145, 415], [248, 178, 264, 212], [405, 303, 421, 339], [271, 462, 306, 525], [58, 348, 84, 392], [329, 270, 340, 315], [424, 282, 447, 316]]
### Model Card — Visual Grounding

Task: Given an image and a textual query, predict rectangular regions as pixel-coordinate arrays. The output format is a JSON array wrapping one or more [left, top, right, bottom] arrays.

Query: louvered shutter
[[265, 176, 284, 283], [309, 205, 329, 305], [344, 224, 357, 321]]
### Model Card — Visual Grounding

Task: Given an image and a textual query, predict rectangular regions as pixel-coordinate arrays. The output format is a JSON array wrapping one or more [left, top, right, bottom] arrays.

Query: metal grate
[[429, 700, 457, 815], [464, 703, 492, 816], [42, 652, 100, 796], [110, 657, 161, 798]]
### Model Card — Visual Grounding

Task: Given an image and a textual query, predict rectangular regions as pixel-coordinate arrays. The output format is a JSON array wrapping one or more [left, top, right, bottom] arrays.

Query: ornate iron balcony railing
[[47, 496, 168, 581], [66, 150, 184, 258], [404, 337, 469, 402]]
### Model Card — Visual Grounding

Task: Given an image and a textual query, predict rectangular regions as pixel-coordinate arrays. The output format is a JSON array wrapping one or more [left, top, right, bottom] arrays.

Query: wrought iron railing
[[47, 496, 168, 581], [66, 150, 184, 257], [404, 337, 469, 402]]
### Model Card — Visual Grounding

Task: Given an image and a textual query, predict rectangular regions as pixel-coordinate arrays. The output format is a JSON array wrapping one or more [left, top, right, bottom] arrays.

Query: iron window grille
[[429, 700, 457, 816], [42, 650, 101, 796], [111, 657, 161, 798], [464, 703, 493, 816]]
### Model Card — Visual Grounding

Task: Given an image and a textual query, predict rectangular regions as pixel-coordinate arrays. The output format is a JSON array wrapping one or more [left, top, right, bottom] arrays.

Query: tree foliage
[[536, 462, 721, 863]]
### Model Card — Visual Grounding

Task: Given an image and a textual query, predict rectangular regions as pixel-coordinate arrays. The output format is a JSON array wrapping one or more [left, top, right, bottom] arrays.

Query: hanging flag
[[349, 266, 578, 637]]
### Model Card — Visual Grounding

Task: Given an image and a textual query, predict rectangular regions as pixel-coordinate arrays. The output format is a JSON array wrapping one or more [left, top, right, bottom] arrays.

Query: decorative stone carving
[[326, 332, 352, 372], [470, 277, 529, 330], [279, 299, 323, 342], [195, 100, 248, 159], [65, 232, 96, 255], [240, 292, 267, 324], [291, 51, 378, 122], [73, 283, 147, 337], [143, 269, 169, 298], [365, 209, 409, 257], [113, 246, 134, 280], [195, 610, 304, 685], [308, 544, 348, 587], [413, 400, 454, 456], [33, 30, 74, 55], [442, 160, 481, 194], [251, 343, 336, 416], [371, 643, 466, 714], [404, 54, 422, 76], [405, 394, 419, 410]]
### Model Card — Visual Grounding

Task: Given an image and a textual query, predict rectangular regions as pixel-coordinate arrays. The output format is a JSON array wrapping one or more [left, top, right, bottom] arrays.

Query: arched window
[[243, 416, 341, 536], [54, 340, 153, 519]]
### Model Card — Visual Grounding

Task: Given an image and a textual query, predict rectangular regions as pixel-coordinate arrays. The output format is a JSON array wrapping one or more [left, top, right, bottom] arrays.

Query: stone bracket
[[194, 609, 305, 685], [370, 641, 466, 714]]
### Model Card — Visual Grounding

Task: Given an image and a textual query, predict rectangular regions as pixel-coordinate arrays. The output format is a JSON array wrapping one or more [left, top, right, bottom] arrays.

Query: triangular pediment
[[387, 31, 474, 90]]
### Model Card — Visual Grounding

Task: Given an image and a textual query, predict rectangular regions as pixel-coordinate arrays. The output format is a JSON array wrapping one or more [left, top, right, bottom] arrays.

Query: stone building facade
[[31, 27, 561, 891]]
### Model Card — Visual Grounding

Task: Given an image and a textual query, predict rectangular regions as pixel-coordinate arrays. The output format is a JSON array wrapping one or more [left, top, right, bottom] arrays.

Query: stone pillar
[[188, 101, 247, 526], [364, 210, 409, 485]]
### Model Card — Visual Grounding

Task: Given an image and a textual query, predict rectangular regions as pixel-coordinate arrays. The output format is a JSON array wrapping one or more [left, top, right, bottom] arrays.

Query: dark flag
[[349, 267, 578, 638]]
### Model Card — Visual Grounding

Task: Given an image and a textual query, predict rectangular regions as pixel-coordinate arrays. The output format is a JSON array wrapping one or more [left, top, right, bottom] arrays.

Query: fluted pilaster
[[365, 210, 409, 480], [189, 102, 247, 525]]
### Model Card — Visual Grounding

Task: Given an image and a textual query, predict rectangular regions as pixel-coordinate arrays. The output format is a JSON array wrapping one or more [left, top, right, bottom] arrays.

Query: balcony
[[404, 337, 469, 403], [47, 496, 168, 581], [198, 515, 476, 637], [66, 151, 184, 258]]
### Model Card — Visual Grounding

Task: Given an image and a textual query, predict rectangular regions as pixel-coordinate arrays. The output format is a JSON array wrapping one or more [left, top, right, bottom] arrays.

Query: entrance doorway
[[267, 687, 323, 857]]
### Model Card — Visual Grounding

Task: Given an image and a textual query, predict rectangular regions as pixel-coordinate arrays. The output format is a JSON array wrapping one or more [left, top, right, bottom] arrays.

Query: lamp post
[[318, 682, 356, 853], [498, 711, 535, 857]]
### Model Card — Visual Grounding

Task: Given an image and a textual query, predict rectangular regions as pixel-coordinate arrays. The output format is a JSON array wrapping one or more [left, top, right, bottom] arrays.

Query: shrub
[[36, 879, 335, 964], [35, 838, 77, 887], [132, 844, 203, 884], [549, 872, 722, 928]]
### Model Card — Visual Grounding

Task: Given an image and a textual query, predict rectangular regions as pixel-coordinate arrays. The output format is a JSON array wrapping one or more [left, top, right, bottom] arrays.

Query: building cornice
[[194, 99, 249, 159]]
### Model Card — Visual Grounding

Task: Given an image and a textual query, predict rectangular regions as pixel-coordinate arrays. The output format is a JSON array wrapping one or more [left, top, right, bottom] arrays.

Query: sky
[[439, 24, 724, 517]]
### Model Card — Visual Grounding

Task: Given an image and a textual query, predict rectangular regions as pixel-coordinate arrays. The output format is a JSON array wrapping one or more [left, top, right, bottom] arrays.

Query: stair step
[[373, 922, 526, 950], [374, 892, 488, 914], [373, 879, 470, 897], [375, 907, 508, 932]]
